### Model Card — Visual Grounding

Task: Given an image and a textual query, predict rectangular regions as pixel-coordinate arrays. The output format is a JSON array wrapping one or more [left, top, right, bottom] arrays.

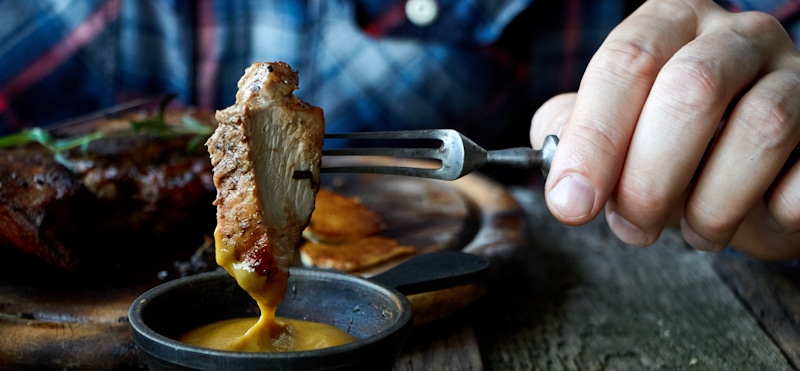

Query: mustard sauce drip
[[177, 233, 356, 352]]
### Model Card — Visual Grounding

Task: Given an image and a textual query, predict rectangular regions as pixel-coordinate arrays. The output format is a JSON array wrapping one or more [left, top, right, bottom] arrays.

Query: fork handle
[[485, 135, 559, 177]]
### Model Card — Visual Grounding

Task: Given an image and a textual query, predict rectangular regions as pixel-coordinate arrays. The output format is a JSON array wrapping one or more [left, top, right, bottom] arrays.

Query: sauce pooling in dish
[[179, 316, 355, 352], [187, 61, 353, 352]]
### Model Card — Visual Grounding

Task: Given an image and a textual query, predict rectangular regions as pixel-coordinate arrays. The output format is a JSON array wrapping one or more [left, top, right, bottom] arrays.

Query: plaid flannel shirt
[[1, 0, 799, 149]]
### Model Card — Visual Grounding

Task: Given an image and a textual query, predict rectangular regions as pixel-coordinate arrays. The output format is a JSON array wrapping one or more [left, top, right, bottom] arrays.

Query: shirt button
[[405, 0, 438, 27]]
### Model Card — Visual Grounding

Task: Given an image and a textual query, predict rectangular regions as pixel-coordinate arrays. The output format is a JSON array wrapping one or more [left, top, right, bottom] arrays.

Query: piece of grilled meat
[[208, 61, 325, 314], [0, 109, 217, 272], [0, 148, 88, 270]]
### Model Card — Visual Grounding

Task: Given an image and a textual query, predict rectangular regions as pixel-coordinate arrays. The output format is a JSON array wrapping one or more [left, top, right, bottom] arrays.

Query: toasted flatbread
[[302, 189, 385, 243], [300, 235, 416, 272]]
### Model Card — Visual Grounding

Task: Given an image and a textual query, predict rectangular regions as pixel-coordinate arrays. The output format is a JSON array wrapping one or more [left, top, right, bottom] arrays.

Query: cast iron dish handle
[[369, 250, 489, 296]]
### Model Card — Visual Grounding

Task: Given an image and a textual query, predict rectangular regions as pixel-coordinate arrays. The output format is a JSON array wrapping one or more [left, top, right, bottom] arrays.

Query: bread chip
[[302, 189, 385, 243], [300, 236, 415, 272]]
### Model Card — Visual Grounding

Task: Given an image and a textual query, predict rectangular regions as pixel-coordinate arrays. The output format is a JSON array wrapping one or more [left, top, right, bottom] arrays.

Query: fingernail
[[548, 173, 595, 221], [607, 212, 649, 247], [680, 218, 724, 252]]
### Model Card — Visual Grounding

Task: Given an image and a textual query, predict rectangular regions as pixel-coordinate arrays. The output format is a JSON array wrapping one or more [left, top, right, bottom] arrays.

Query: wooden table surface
[[394, 185, 800, 370], [3, 174, 798, 370]]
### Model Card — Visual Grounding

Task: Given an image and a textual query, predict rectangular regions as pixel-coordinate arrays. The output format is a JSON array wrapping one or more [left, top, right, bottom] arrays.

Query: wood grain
[[396, 312, 484, 371], [476, 187, 790, 370], [396, 187, 795, 370], [712, 253, 800, 369]]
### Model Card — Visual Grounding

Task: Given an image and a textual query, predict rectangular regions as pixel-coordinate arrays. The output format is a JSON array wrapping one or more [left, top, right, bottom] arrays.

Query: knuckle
[[617, 175, 672, 221], [731, 11, 785, 38], [770, 177, 800, 231], [686, 198, 738, 240], [736, 92, 798, 151], [775, 203, 800, 231], [592, 39, 663, 85], [565, 123, 624, 168], [656, 57, 726, 113], [728, 11, 796, 56]]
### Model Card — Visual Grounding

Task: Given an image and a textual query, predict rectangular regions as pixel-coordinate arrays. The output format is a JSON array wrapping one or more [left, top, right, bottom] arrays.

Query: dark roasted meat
[[0, 109, 218, 271], [0, 148, 88, 270]]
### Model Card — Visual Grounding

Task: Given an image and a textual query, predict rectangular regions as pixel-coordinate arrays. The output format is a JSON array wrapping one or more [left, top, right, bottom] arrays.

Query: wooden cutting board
[[0, 160, 525, 370]]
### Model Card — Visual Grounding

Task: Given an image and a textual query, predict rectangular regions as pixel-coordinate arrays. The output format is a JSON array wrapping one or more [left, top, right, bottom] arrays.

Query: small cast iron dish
[[128, 250, 488, 370]]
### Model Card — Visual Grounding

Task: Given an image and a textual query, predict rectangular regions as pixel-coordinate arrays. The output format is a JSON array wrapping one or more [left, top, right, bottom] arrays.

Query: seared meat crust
[[0, 148, 87, 269], [0, 109, 217, 271], [207, 61, 324, 310]]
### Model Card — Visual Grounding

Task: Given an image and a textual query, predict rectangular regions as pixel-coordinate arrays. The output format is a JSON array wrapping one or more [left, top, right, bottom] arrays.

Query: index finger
[[545, 1, 715, 224]]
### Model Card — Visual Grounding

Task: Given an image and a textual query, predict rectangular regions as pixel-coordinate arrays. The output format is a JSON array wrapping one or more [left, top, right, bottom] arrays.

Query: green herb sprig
[[0, 95, 213, 168]]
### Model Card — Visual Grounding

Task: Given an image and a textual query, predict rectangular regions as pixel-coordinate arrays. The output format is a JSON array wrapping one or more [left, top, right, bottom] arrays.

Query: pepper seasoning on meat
[[206, 61, 325, 347]]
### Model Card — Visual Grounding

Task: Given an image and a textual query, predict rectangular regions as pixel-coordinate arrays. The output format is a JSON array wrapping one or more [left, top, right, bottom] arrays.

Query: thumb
[[530, 93, 576, 149]]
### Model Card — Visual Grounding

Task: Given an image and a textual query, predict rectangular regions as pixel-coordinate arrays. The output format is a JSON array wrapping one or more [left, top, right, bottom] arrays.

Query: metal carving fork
[[318, 129, 559, 181]]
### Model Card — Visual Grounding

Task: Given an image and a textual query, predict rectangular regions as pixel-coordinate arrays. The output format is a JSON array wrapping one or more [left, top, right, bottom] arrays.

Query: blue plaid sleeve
[[0, 0, 121, 132], [1, 0, 799, 152]]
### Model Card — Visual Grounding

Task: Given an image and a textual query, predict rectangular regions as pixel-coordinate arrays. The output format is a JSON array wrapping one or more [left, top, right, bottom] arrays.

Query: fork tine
[[323, 147, 442, 159], [324, 130, 443, 140], [320, 129, 470, 180], [319, 165, 442, 178]]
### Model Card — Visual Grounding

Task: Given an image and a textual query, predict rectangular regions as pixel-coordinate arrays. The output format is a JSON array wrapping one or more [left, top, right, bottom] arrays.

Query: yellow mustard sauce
[[178, 317, 356, 352], [177, 232, 356, 352]]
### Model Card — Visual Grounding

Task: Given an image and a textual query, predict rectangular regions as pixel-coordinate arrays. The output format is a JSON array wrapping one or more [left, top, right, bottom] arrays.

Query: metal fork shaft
[[486, 148, 544, 168], [485, 135, 559, 177]]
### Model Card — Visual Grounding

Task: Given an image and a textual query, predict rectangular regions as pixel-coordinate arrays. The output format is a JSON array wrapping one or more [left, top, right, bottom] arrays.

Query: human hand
[[529, 0, 800, 260]]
